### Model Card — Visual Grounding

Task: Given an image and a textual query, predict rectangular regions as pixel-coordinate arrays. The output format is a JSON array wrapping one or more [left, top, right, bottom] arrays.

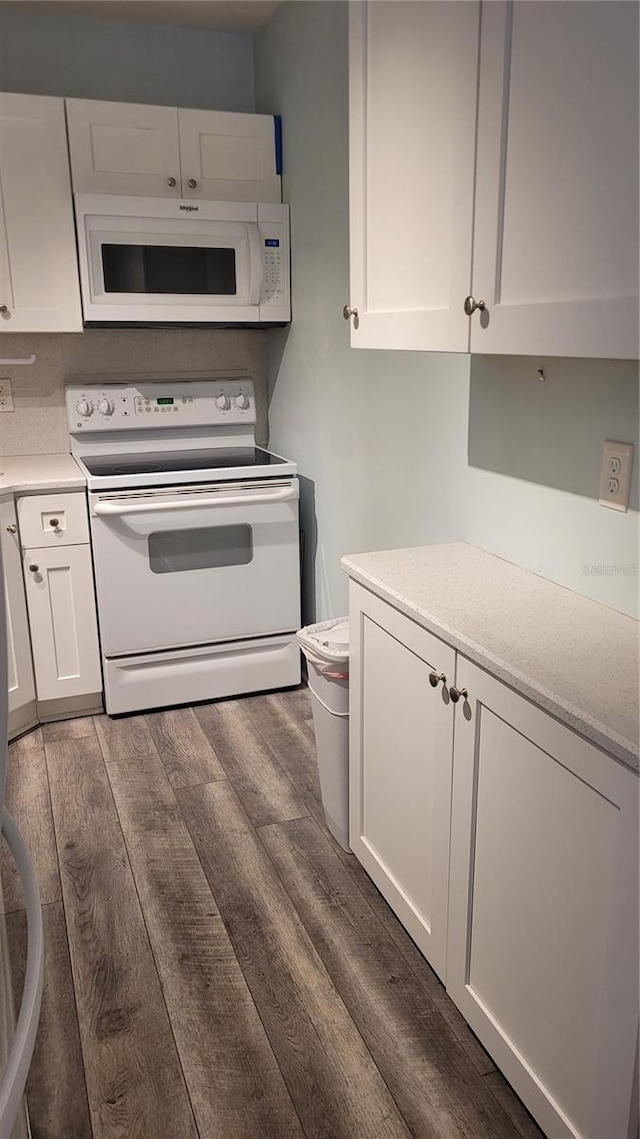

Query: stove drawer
[[18, 491, 89, 548], [104, 634, 301, 715]]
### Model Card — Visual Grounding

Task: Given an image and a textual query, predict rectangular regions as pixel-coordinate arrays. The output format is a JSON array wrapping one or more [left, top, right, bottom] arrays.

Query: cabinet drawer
[[18, 492, 89, 548]]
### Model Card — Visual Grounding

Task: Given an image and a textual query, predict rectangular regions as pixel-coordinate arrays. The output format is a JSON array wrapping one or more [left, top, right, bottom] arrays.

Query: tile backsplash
[[0, 328, 268, 455]]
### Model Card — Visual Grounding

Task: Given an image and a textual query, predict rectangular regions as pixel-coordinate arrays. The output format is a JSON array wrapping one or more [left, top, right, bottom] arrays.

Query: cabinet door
[[0, 93, 82, 332], [349, 581, 455, 981], [66, 98, 180, 197], [177, 110, 281, 203], [347, 1, 479, 352], [470, 1, 639, 359], [0, 498, 36, 737], [447, 657, 639, 1139], [23, 545, 101, 704]]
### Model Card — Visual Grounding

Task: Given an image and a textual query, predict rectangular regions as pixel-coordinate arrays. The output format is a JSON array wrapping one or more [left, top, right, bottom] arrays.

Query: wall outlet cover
[[599, 440, 634, 512], [0, 378, 14, 412]]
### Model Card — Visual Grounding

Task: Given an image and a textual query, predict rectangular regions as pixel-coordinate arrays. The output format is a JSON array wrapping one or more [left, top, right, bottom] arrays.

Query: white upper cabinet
[[177, 109, 281, 202], [0, 93, 82, 332], [66, 99, 181, 198], [470, 1, 639, 360], [347, 1, 479, 352], [66, 99, 282, 203], [347, 0, 639, 359]]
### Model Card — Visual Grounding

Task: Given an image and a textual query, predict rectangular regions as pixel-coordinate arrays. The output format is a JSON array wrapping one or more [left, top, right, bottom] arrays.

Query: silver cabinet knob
[[28, 564, 39, 573], [5, 523, 17, 534], [463, 296, 485, 317], [167, 176, 177, 188], [0, 304, 9, 314], [49, 518, 60, 528], [429, 671, 446, 688], [449, 685, 468, 704], [187, 178, 198, 189], [343, 305, 358, 321]]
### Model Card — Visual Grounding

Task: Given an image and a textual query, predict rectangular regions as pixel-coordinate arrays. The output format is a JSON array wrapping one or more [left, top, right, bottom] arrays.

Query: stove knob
[[97, 398, 114, 417], [234, 393, 250, 410], [75, 399, 92, 418], [216, 395, 230, 410]]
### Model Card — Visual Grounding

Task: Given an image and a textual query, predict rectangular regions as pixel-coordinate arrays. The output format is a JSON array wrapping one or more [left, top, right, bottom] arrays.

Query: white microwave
[[74, 194, 290, 325]]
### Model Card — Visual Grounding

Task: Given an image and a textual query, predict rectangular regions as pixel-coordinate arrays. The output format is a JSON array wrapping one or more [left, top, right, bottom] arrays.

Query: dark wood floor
[[2, 686, 545, 1139]]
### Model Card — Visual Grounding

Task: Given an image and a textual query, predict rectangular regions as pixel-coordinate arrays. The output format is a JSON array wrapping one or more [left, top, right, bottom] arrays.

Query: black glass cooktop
[[82, 447, 286, 477]]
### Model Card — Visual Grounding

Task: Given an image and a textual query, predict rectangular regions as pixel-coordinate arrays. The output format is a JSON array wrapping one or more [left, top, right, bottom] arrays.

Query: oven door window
[[148, 525, 253, 574], [101, 243, 237, 295]]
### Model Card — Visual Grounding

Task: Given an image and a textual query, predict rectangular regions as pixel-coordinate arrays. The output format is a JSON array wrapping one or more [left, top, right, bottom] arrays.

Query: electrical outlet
[[0, 378, 14, 412], [599, 440, 634, 511]]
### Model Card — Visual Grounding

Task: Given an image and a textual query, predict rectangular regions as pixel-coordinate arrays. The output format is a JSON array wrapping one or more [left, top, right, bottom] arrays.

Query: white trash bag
[[296, 618, 350, 850]]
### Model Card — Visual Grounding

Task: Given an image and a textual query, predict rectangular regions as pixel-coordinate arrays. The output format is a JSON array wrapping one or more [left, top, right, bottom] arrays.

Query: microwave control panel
[[262, 239, 284, 304], [258, 204, 290, 320], [66, 379, 257, 432]]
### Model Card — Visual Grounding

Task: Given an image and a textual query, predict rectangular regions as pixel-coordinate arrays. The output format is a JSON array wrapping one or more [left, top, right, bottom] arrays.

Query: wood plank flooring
[[2, 687, 546, 1139]]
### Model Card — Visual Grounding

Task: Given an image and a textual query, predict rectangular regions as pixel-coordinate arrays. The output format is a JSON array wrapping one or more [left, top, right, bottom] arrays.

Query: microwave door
[[81, 214, 262, 323]]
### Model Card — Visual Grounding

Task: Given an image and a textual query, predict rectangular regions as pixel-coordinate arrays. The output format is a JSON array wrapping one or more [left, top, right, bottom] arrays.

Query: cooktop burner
[[82, 446, 286, 478]]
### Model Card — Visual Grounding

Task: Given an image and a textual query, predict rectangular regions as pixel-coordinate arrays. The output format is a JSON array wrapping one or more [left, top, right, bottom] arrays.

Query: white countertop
[[342, 543, 639, 771], [0, 453, 84, 494]]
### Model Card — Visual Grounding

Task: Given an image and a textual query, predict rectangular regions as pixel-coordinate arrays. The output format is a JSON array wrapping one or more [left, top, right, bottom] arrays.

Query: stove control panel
[[66, 380, 257, 433]]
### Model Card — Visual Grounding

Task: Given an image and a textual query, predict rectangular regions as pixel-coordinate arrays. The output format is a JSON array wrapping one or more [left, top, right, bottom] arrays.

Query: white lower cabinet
[[349, 582, 455, 982], [447, 658, 639, 1139], [16, 490, 102, 716], [348, 581, 639, 1139], [23, 543, 101, 705], [0, 497, 36, 738]]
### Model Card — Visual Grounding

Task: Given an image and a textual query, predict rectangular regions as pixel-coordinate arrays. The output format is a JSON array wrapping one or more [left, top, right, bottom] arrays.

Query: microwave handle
[[248, 224, 263, 307], [93, 485, 298, 516]]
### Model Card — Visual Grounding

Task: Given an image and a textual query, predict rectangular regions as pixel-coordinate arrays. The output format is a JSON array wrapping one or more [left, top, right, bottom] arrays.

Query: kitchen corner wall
[[0, 331, 269, 453], [0, 4, 254, 110], [255, 0, 639, 620]]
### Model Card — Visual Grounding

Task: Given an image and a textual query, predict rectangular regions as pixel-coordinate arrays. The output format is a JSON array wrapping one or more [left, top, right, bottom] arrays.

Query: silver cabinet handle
[[49, 518, 60, 528], [463, 296, 485, 317], [166, 176, 177, 188], [343, 305, 358, 321], [0, 304, 9, 314], [428, 671, 446, 688], [5, 523, 17, 534], [28, 563, 39, 573], [187, 178, 198, 189], [449, 685, 468, 703]]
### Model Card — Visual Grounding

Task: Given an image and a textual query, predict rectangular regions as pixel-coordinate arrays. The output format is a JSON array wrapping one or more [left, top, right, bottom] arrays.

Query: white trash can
[[296, 618, 350, 851]]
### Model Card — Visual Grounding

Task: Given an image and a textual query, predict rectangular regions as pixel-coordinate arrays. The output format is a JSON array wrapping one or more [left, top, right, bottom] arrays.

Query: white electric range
[[67, 378, 301, 715]]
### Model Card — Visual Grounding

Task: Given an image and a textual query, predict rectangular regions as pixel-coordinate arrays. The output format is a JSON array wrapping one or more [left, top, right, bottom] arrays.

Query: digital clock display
[[156, 397, 174, 405]]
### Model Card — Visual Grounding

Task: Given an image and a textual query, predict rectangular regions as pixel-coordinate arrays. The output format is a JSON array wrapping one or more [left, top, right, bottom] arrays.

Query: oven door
[[89, 480, 300, 656]]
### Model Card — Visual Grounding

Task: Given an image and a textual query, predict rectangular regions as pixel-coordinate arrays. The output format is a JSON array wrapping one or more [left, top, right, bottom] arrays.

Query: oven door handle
[[93, 485, 298, 516]]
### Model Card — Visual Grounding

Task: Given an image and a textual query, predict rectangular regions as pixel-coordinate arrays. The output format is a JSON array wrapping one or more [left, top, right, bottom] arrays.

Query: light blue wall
[[0, 4, 254, 110], [255, 2, 470, 623], [255, 0, 639, 620]]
